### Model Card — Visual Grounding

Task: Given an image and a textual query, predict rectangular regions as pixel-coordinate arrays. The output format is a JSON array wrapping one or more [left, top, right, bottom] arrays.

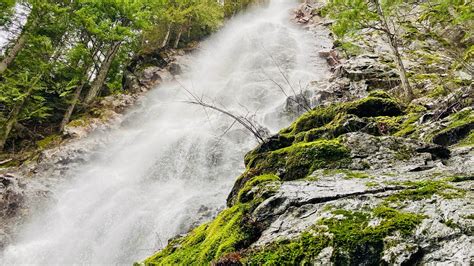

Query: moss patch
[[245, 206, 424, 265], [237, 174, 280, 204], [143, 204, 258, 265], [457, 131, 474, 147], [251, 139, 351, 181], [346, 96, 404, 118], [282, 104, 341, 136], [36, 134, 62, 150], [318, 207, 423, 265], [282, 92, 404, 138], [429, 108, 474, 146], [322, 169, 372, 179], [244, 231, 330, 265], [385, 180, 466, 203]]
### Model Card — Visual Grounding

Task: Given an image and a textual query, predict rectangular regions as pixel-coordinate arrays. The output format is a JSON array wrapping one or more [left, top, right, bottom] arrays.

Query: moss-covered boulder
[[282, 91, 404, 138], [346, 95, 404, 118], [250, 139, 350, 181]]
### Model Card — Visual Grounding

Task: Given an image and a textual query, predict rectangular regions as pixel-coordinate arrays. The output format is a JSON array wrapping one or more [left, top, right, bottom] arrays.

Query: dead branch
[[177, 81, 269, 144]]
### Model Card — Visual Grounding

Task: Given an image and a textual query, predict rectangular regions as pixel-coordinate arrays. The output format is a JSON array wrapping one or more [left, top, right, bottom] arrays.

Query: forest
[[0, 0, 256, 153]]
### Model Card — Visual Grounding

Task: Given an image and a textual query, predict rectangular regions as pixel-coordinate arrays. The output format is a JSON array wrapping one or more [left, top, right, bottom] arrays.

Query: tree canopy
[[0, 0, 246, 152]]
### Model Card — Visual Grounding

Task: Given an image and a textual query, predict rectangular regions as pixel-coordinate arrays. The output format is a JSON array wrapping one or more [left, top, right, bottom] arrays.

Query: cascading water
[[1, 0, 330, 264]]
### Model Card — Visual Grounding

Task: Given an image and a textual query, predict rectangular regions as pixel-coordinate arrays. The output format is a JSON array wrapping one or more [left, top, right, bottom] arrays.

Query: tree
[[74, 0, 149, 104], [0, 1, 70, 151], [419, 0, 474, 75], [0, 0, 16, 26], [326, 0, 415, 102]]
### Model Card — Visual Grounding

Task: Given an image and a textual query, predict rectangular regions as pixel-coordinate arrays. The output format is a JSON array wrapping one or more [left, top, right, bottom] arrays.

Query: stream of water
[[1, 0, 330, 264]]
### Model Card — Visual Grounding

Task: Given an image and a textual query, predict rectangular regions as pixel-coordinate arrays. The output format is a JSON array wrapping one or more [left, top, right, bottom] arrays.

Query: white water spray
[[1, 1, 330, 264]]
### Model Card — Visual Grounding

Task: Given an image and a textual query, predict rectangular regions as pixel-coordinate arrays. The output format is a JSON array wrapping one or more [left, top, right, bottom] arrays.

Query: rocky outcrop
[[143, 87, 473, 265], [141, 2, 473, 262]]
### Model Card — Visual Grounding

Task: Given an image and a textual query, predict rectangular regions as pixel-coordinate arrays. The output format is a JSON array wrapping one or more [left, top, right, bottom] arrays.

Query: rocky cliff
[[141, 2, 473, 265]]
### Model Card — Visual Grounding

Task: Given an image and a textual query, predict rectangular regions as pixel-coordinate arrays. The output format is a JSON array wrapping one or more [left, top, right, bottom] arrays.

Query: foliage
[[0, 0, 15, 26], [0, 0, 236, 152]]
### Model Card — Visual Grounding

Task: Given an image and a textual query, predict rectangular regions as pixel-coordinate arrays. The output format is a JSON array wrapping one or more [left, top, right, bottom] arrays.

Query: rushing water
[[1, 0, 330, 264]]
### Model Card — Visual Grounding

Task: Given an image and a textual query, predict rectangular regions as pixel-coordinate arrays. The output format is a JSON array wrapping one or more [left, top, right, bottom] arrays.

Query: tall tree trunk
[[0, 33, 27, 75], [61, 40, 102, 131], [0, 86, 34, 151], [84, 41, 121, 104], [59, 81, 87, 132], [387, 37, 414, 101], [373, 0, 413, 102], [173, 26, 183, 49], [161, 23, 172, 48]]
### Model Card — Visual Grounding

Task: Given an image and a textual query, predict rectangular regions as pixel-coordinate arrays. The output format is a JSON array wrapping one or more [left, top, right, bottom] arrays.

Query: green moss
[[345, 171, 371, 179], [394, 113, 422, 137], [443, 219, 459, 229], [428, 85, 449, 98], [282, 104, 341, 136], [281, 93, 404, 140], [443, 109, 474, 132], [237, 174, 280, 204], [448, 175, 474, 182], [386, 180, 465, 203], [427, 108, 474, 145], [346, 96, 404, 118], [374, 116, 403, 135], [253, 139, 351, 181], [143, 204, 257, 265], [245, 206, 423, 265], [457, 131, 474, 147], [318, 207, 423, 265], [36, 134, 62, 150], [336, 40, 363, 57], [411, 73, 439, 81], [368, 90, 392, 99], [365, 181, 380, 188], [303, 113, 367, 141], [394, 145, 416, 161], [244, 231, 330, 265], [322, 169, 371, 179], [67, 117, 89, 127]]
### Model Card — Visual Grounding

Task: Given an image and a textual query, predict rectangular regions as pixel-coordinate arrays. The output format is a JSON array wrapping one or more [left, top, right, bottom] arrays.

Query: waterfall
[[1, 0, 330, 264]]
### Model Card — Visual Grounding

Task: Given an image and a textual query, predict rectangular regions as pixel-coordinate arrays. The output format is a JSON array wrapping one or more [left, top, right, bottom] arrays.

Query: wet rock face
[[0, 174, 24, 221]]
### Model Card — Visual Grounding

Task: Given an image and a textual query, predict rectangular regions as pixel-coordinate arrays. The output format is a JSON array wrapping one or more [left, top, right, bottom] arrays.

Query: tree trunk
[[387, 37, 414, 101], [173, 26, 183, 49], [84, 41, 121, 104], [59, 82, 86, 132], [0, 87, 34, 151], [161, 23, 172, 48], [373, 0, 413, 102], [0, 33, 27, 75]]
